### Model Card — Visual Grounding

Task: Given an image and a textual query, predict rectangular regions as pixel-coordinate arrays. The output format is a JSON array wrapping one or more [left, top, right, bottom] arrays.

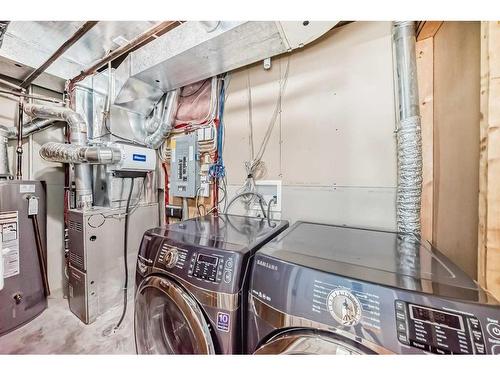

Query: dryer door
[[254, 330, 373, 354], [134, 275, 215, 354]]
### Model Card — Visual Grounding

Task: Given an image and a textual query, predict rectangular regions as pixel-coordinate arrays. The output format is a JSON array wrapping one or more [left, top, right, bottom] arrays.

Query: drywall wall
[[0, 85, 67, 293], [433, 22, 481, 279], [223, 21, 398, 229]]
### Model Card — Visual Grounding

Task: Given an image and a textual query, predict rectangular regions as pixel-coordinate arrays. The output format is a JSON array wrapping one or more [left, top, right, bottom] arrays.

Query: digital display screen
[[197, 254, 218, 266], [411, 305, 462, 330]]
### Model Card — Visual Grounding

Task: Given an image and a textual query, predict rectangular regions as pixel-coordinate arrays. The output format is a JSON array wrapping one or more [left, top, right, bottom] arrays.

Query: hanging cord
[[267, 196, 277, 228], [237, 57, 290, 208], [224, 191, 267, 218], [246, 72, 255, 161], [114, 177, 136, 331]]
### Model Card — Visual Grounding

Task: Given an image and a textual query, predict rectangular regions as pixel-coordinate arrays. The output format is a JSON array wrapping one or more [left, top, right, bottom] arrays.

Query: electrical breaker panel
[[171, 133, 200, 198]]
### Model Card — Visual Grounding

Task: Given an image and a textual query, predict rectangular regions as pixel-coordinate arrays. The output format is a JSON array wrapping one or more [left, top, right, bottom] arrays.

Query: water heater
[[0, 180, 47, 336]]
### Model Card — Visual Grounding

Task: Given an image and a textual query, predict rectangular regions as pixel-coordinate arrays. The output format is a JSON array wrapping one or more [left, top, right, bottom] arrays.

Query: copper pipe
[[0, 76, 24, 91], [20, 21, 99, 89], [0, 88, 64, 104], [69, 21, 182, 86]]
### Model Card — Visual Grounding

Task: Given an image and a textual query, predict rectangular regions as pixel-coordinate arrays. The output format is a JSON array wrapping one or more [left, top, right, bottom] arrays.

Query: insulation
[[396, 116, 423, 234], [174, 79, 213, 127]]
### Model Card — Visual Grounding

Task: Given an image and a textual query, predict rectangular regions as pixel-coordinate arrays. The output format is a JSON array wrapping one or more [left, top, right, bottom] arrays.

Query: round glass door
[[254, 330, 373, 355], [134, 275, 215, 354]]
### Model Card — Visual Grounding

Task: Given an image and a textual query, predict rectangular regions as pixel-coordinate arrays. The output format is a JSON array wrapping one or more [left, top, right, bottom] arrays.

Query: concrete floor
[[0, 290, 136, 354]]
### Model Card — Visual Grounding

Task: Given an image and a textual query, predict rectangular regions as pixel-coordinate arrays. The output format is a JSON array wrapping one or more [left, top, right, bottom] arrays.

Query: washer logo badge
[[327, 289, 362, 326]]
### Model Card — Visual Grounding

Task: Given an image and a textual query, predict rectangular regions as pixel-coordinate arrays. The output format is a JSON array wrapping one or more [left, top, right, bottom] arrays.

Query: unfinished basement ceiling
[[0, 21, 157, 90]]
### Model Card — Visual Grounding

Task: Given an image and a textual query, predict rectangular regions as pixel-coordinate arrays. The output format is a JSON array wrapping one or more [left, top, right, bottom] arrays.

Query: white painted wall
[[223, 21, 398, 230], [1, 86, 66, 293]]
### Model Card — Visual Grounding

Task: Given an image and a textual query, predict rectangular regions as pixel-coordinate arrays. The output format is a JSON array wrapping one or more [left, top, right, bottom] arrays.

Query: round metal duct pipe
[[393, 21, 423, 235]]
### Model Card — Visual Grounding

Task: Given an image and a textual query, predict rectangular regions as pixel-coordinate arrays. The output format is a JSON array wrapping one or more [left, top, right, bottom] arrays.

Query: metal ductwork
[[0, 21, 8, 48], [7, 118, 58, 139], [0, 125, 10, 178], [23, 103, 93, 209], [39, 142, 121, 164], [393, 21, 422, 235], [144, 89, 180, 149], [113, 21, 338, 115]]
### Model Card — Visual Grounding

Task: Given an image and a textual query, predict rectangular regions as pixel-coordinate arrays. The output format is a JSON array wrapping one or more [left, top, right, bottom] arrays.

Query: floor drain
[[102, 325, 115, 337]]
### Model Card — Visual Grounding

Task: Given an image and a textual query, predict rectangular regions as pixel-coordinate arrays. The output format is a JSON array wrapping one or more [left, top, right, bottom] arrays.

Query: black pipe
[[114, 177, 136, 330], [32, 212, 50, 297]]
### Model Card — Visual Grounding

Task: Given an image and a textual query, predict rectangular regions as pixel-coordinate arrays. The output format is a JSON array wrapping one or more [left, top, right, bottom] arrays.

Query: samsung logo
[[133, 154, 146, 162], [256, 259, 278, 271]]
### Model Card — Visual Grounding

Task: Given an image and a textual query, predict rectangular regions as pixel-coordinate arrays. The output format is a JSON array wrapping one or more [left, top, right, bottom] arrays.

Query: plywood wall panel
[[433, 22, 481, 279], [416, 37, 434, 243]]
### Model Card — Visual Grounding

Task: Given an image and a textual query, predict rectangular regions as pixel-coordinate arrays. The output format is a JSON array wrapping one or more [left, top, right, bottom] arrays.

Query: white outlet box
[[250, 180, 282, 216]]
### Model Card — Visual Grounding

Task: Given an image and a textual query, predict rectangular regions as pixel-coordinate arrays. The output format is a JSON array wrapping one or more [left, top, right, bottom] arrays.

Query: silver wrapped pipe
[[39, 142, 121, 164], [396, 116, 423, 234], [393, 21, 422, 235], [24, 104, 88, 145], [144, 89, 180, 149], [24, 103, 92, 209]]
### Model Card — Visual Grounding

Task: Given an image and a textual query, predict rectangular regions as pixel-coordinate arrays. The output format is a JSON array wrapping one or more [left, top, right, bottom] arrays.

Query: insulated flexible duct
[[393, 21, 423, 235], [23, 103, 93, 208], [144, 89, 180, 149], [39, 142, 121, 164]]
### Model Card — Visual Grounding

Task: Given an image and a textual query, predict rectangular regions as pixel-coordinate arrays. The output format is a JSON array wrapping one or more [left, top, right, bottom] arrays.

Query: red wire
[[162, 163, 169, 224], [212, 119, 219, 213]]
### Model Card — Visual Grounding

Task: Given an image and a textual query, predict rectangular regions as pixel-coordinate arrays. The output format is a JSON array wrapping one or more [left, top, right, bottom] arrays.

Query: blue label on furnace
[[133, 154, 146, 162], [216, 312, 230, 332]]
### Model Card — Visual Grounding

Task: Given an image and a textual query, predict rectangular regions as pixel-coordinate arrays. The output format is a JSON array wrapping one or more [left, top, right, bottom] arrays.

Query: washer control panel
[[395, 300, 486, 354], [188, 252, 234, 285], [156, 243, 187, 269]]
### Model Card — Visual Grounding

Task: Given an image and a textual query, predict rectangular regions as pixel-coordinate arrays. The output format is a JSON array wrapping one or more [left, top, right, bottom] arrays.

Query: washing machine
[[248, 221, 500, 355], [134, 213, 288, 354]]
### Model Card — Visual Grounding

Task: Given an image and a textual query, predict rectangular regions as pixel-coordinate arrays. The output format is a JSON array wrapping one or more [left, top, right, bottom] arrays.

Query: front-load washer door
[[135, 275, 215, 354], [254, 330, 374, 355]]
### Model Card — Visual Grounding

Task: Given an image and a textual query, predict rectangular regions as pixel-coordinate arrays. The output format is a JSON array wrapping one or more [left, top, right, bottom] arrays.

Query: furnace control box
[[171, 133, 199, 198], [108, 143, 156, 172]]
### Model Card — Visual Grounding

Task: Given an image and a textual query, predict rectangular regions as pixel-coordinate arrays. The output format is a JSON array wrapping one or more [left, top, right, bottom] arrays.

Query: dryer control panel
[[249, 251, 500, 355], [395, 300, 485, 354]]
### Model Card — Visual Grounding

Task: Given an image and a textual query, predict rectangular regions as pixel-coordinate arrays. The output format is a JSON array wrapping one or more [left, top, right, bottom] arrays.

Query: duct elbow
[[144, 89, 180, 149], [24, 104, 88, 145]]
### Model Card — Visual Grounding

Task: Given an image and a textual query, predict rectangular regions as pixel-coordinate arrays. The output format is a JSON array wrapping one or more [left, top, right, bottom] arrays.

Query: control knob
[[163, 248, 178, 268], [327, 289, 362, 326]]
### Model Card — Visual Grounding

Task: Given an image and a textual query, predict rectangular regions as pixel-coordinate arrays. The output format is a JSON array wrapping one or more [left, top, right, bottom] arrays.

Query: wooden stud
[[478, 21, 500, 300], [478, 22, 490, 289]]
